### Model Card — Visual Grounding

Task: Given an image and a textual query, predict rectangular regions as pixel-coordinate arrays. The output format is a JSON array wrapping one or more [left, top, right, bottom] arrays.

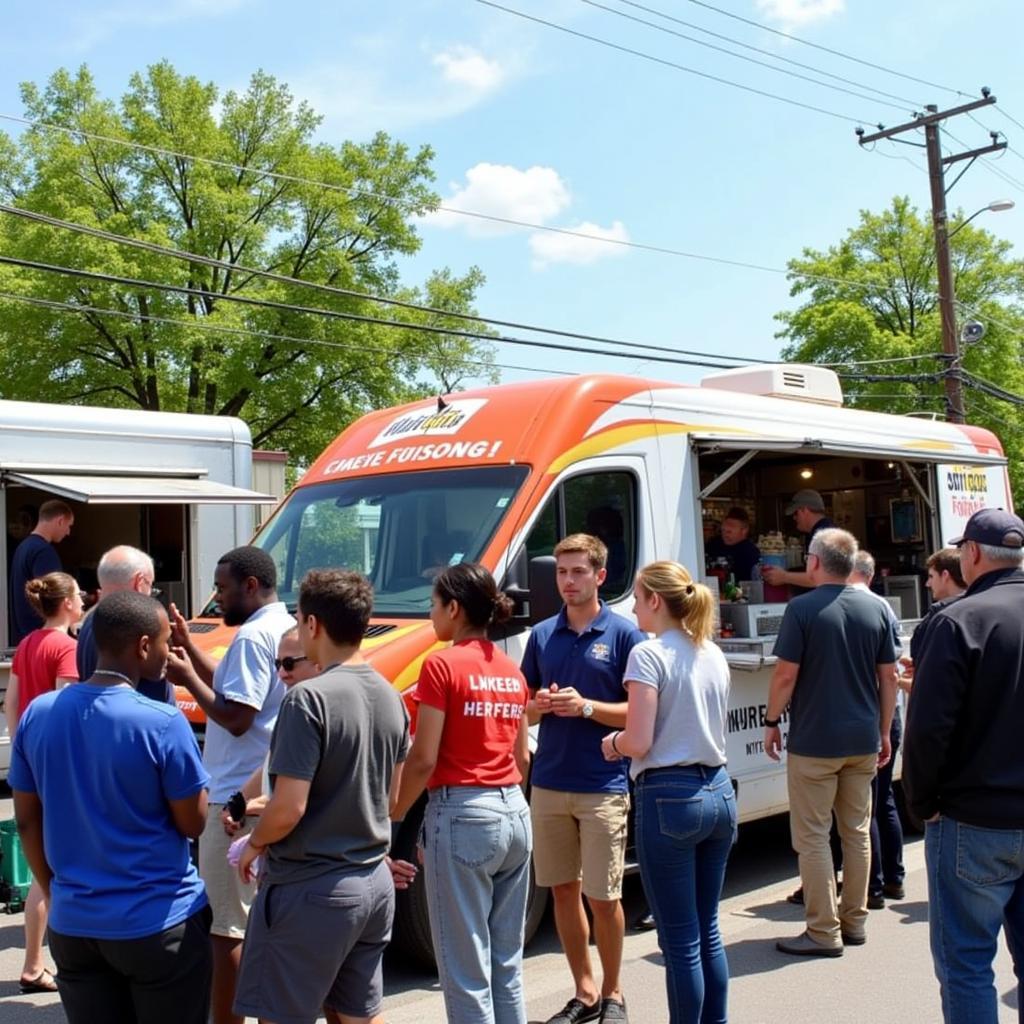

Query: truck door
[[499, 460, 648, 667]]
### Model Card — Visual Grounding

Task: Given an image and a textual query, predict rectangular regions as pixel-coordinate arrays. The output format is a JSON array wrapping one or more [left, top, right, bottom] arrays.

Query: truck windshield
[[242, 464, 530, 617]]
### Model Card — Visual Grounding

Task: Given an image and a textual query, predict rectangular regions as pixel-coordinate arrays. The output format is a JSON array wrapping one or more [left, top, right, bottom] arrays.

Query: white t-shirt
[[624, 629, 730, 779], [202, 601, 296, 802]]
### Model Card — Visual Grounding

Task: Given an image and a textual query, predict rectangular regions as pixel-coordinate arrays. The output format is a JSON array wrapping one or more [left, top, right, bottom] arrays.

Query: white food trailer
[[0, 399, 275, 776]]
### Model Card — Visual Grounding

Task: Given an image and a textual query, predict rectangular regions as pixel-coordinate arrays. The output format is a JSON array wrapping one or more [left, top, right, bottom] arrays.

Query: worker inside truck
[[698, 451, 937, 628], [1, 484, 190, 648]]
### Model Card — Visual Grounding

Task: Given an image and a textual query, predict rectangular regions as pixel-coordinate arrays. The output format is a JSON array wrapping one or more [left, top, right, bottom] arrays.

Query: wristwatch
[[581, 701, 595, 719], [765, 716, 781, 728]]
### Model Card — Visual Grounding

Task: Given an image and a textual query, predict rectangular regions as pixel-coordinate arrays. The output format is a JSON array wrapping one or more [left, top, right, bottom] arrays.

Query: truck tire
[[389, 797, 550, 970]]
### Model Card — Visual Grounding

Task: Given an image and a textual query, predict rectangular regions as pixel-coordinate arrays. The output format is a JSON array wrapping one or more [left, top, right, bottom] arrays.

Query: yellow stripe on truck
[[392, 641, 447, 693], [547, 421, 751, 475]]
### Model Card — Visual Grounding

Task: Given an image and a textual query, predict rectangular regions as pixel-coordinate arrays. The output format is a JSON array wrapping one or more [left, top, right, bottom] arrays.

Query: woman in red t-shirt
[[6, 570, 82, 994], [392, 562, 532, 1024]]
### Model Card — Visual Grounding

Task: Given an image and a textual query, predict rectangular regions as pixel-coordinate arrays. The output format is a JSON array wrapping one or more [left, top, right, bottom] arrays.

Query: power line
[[945, 127, 1024, 193], [0, 290, 590, 381], [575, 0, 915, 111], [611, 0, 923, 107], [679, 0, 970, 97], [964, 394, 1024, 438], [0, 112, 868, 282], [864, 139, 929, 177], [5, 201, 1016, 367], [995, 105, 1024, 134], [0, 272, 741, 372], [3, 250, 970, 377], [821, 352, 945, 368], [961, 369, 1024, 406], [2, 115, 1005, 317], [472, 0, 873, 125], [0, 250, 753, 366], [965, 111, 1024, 169]]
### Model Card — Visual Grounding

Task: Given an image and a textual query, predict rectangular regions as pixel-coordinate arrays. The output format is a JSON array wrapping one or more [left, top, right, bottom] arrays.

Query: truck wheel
[[389, 799, 550, 971]]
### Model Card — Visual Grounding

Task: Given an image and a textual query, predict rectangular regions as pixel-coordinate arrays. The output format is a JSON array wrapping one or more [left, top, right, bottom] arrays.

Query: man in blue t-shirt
[[522, 533, 645, 1024], [763, 528, 898, 959], [10, 591, 212, 1024], [9, 498, 74, 642], [77, 544, 176, 705]]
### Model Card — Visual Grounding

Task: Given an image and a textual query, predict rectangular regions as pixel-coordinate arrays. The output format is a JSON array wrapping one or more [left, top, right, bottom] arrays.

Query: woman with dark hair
[[392, 562, 532, 1024], [602, 561, 734, 1024], [6, 571, 82, 994]]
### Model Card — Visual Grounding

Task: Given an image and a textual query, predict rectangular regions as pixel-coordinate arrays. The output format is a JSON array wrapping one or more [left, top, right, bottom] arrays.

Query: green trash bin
[[0, 819, 32, 906]]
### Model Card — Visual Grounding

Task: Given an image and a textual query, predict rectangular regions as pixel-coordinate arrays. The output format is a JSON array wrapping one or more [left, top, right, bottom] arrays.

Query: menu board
[[937, 463, 1013, 543]]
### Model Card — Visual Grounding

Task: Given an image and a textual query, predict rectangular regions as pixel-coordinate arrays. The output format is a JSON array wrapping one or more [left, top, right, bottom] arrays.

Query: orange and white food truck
[[182, 363, 1011, 962]]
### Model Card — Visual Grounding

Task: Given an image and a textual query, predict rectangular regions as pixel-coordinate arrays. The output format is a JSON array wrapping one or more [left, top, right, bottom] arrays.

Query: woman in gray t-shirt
[[601, 561, 735, 1024]]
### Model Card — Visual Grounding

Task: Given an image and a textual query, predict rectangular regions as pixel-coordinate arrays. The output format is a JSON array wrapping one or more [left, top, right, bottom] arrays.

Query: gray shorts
[[233, 859, 394, 1024]]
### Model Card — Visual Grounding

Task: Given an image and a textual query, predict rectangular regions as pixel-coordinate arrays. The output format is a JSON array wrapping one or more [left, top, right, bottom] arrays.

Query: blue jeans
[[636, 765, 737, 1024], [925, 816, 1024, 1023], [424, 785, 533, 1024]]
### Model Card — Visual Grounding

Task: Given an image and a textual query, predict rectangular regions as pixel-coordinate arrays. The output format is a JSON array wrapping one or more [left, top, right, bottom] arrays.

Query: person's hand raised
[[168, 602, 191, 648]]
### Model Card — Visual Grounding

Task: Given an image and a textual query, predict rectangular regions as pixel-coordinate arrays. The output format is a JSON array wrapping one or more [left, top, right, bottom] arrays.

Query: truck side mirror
[[503, 547, 531, 620], [502, 552, 560, 625], [526, 555, 559, 624]]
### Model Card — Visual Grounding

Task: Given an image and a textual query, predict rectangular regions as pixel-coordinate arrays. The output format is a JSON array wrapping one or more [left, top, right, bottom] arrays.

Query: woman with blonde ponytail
[[601, 561, 734, 1024]]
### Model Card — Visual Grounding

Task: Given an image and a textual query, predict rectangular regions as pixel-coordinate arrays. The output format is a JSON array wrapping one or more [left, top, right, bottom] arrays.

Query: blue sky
[[2, 0, 1023, 389]]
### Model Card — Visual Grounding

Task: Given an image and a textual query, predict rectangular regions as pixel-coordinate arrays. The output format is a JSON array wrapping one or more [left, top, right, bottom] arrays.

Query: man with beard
[[167, 546, 295, 1024]]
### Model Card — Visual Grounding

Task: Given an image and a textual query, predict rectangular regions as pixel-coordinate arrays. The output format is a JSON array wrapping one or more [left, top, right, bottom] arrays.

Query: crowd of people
[[4, 496, 1024, 1024]]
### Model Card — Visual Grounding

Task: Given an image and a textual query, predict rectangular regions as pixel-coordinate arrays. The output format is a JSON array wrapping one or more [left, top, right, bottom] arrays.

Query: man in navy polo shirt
[[523, 533, 646, 1024]]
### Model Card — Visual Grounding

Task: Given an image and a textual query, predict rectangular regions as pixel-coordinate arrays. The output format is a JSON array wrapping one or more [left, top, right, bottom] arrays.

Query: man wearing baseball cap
[[761, 489, 835, 591], [904, 507, 1024, 1023]]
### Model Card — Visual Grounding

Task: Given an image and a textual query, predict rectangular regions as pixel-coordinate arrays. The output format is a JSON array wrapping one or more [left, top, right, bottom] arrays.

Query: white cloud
[[288, 41, 513, 138], [433, 46, 504, 94], [529, 220, 631, 269], [755, 0, 844, 30], [427, 163, 572, 237]]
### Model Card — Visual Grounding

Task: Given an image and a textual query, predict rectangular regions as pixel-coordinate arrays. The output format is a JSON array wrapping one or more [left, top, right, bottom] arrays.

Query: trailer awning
[[2, 471, 276, 505], [690, 433, 1008, 466]]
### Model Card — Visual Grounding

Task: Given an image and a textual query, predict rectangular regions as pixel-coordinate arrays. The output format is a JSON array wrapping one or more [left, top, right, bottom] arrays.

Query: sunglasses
[[274, 655, 308, 671]]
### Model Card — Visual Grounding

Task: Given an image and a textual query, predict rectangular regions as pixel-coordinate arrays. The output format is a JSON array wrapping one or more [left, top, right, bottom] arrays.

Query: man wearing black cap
[[904, 507, 1024, 1024], [761, 489, 835, 591]]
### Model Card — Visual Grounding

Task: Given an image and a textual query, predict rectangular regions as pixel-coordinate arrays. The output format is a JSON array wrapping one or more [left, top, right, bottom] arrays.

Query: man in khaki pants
[[763, 528, 898, 956]]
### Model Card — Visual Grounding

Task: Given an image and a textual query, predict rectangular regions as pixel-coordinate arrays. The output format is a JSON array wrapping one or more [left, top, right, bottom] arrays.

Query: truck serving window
[[247, 465, 529, 617]]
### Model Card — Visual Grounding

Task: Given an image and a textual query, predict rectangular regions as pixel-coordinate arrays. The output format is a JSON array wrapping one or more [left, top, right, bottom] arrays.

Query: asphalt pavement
[[0, 794, 1018, 1023]]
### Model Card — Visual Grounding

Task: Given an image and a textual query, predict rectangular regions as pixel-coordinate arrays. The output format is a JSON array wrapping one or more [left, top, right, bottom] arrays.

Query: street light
[[933, 198, 1015, 423], [948, 198, 1015, 239]]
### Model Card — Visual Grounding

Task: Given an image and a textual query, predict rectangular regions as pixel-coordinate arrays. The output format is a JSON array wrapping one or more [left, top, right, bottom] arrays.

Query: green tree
[[776, 196, 1024, 496], [0, 63, 495, 463]]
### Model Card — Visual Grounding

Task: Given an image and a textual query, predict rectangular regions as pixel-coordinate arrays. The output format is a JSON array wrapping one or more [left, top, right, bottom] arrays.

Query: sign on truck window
[[937, 464, 1012, 543]]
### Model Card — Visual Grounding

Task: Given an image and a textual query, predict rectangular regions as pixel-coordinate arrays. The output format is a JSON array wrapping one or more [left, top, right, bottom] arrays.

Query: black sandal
[[20, 968, 58, 993]]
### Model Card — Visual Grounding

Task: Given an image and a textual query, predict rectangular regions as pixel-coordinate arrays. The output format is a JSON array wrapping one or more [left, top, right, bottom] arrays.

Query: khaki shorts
[[199, 805, 256, 939], [530, 786, 629, 901]]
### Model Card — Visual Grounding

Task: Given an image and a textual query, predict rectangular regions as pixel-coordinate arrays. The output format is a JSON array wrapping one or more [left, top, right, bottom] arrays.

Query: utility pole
[[857, 93, 1006, 423]]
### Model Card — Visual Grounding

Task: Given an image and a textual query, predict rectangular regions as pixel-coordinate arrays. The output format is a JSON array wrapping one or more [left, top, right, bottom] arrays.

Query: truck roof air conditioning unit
[[699, 364, 843, 407]]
